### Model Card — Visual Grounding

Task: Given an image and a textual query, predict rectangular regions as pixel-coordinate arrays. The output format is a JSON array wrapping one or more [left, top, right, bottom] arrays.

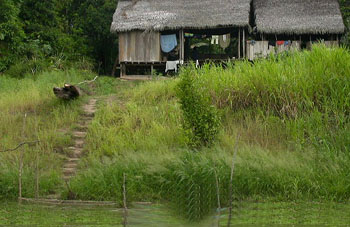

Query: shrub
[[176, 66, 221, 147], [6, 57, 50, 78]]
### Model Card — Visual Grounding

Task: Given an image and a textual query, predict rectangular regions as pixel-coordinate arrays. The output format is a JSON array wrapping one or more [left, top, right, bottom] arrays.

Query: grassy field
[[1, 201, 350, 226], [68, 45, 350, 220], [1, 45, 350, 223], [0, 69, 97, 199]]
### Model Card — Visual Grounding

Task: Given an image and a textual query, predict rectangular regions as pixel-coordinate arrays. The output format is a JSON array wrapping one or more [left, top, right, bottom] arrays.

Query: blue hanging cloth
[[161, 34, 177, 53]]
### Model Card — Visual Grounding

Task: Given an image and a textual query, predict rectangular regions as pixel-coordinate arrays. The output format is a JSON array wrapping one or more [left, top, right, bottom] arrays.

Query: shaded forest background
[[0, 0, 349, 75], [0, 0, 117, 75]]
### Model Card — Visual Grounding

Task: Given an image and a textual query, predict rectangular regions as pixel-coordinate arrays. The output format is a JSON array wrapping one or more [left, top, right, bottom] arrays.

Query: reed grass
[[1, 46, 350, 222], [0, 69, 96, 199], [68, 45, 350, 221]]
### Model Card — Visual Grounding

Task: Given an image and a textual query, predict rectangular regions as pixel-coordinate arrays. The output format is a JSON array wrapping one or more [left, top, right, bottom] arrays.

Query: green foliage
[[189, 45, 350, 153], [0, 69, 96, 199], [84, 79, 187, 156], [2, 46, 350, 223], [176, 66, 221, 147], [64, 157, 156, 203], [6, 57, 50, 78], [72, 0, 118, 73], [5, 55, 94, 78], [0, 0, 117, 74], [67, 47, 350, 221], [0, 0, 24, 71], [340, 0, 350, 46], [161, 152, 222, 221]]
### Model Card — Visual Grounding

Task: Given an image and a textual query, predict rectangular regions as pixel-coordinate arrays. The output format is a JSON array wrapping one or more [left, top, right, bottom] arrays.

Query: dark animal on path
[[53, 84, 81, 100]]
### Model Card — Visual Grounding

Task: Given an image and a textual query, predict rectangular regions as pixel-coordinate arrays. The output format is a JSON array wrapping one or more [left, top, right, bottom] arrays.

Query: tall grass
[[84, 79, 187, 156], [0, 69, 96, 199], [183, 45, 350, 153], [66, 46, 350, 221], [2, 46, 348, 221]]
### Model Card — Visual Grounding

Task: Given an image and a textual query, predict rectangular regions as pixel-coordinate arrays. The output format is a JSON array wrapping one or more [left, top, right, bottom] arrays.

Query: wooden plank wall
[[119, 31, 161, 62], [246, 41, 302, 60]]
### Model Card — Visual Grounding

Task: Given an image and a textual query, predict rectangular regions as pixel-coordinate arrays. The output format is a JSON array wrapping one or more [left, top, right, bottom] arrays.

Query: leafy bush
[[176, 66, 221, 147], [6, 57, 50, 78]]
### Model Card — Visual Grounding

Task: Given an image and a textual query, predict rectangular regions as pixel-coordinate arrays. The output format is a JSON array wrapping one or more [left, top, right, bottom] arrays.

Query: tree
[[72, 0, 118, 74], [0, 0, 24, 71]]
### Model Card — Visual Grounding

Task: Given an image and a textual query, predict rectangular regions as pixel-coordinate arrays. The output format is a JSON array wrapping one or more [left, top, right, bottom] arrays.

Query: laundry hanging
[[276, 41, 284, 46], [211, 35, 219, 45], [268, 40, 276, 47], [248, 40, 256, 45], [284, 40, 291, 46], [165, 60, 180, 73], [219, 34, 231, 49], [161, 34, 177, 53]]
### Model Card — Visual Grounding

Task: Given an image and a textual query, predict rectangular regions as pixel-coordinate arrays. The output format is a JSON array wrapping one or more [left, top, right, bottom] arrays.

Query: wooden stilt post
[[243, 28, 246, 59], [238, 28, 241, 59], [120, 63, 126, 78], [111, 56, 119, 77], [179, 29, 185, 62]]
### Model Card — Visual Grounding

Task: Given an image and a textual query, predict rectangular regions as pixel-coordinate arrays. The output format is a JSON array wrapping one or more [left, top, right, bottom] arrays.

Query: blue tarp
[[161, 34, 177, 53]]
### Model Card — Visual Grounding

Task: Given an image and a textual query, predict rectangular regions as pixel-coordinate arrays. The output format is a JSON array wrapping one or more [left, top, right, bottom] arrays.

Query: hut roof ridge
[[111, 0, 252, 32], [254, 0, 345, 35]]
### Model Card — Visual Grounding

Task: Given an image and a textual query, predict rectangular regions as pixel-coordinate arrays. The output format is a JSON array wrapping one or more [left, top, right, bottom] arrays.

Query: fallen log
[[53, 84, 81, 100]]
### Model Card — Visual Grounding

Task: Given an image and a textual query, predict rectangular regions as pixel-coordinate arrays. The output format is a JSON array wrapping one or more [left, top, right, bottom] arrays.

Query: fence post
[[123, 173, 128, 227], [34, 110, 40, 199], [35, 145, 39, 199], [18, 113, 27, 203], [227, 134, 239, 227], [214, 169, 221, 227]]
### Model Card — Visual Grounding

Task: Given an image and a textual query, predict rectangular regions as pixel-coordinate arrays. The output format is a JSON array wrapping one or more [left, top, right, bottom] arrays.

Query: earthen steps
[[72, 131, 87, 138], [61, 98, 98, 183]]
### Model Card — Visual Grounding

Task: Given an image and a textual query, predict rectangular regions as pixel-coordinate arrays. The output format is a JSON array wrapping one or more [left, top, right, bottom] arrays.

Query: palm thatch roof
[[254, 0, 345, 35], [111, 0, 252, 33]]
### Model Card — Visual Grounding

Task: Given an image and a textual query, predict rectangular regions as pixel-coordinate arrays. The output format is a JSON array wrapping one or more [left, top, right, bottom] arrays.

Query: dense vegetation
[[0, 0, 350, 76], [67, 46, 350, 220], [0, 69, 96, 199], [1, 0, 350, 223], [0, 0, 118, 74], [1, 45, 350, 221]]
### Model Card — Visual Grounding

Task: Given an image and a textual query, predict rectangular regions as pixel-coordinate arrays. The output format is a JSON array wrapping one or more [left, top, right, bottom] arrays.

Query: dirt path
[[62, 98, 97, 182]]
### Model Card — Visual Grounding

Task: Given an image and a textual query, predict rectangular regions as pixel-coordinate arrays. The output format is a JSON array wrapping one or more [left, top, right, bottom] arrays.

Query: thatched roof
[[111, 0, 252, 32], [254, 0, 345, 35]]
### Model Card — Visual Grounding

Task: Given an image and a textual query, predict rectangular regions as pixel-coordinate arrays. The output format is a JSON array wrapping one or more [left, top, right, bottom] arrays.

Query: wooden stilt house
[[110, 0, 252, 78], [247, 0, 346, 60], [111, 0, 346, 75]]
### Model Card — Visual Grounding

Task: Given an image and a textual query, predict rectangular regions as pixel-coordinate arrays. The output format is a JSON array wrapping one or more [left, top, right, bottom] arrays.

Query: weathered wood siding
[[246, 41, 301, 60], [246, 41, 272, 60], [119, 31, 161, 62]]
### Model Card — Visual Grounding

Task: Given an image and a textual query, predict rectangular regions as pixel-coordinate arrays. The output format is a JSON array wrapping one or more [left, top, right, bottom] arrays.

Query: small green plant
[[176, 66, 221, 147]]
